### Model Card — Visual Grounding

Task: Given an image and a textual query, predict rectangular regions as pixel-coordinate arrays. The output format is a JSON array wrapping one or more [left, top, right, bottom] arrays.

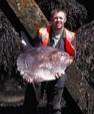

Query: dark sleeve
[[20, 31, 42, 47], [31, 36, 42, 47]]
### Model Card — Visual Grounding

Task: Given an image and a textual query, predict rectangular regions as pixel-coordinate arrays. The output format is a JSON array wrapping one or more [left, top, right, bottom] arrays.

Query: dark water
[[0, 87, 82, 114], [0, 106, 81, 114]]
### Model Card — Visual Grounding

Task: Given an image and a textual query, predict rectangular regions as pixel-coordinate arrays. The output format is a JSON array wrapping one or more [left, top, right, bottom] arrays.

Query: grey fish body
[[17, 46, 71, 83]]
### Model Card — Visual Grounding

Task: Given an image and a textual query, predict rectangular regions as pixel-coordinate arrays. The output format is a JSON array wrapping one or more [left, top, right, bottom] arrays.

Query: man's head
[[50, 9, 67, 31]]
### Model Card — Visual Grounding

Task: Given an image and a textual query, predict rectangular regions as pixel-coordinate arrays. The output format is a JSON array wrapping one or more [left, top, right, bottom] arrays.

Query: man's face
[[51, 11, 66, 31]]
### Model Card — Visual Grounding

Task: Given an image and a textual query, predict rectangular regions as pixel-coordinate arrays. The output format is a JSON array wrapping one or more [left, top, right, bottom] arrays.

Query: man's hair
[[50, 9, 67, 19]]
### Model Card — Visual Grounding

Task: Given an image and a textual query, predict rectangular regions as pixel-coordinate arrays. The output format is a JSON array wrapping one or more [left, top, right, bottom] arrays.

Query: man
[[26, 9, 76, 114], [37, 9, 76, 114]]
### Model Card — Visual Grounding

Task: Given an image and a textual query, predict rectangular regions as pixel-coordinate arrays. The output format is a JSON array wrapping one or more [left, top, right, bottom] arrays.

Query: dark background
[[77, 0, 94, 22]]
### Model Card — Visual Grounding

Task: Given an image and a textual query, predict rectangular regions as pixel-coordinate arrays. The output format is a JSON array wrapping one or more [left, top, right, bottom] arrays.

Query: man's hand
[[69, 56, 74, 64], [55, 72, 64, 79], [24, 77, 33, 83]]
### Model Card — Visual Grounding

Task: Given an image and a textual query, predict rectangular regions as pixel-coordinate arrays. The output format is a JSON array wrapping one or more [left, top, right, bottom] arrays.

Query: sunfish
[[17, 46, 72, 83]]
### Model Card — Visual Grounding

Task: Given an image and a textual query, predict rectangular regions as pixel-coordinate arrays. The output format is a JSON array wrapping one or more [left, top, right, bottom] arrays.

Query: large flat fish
[[17, 46, 72, 83]]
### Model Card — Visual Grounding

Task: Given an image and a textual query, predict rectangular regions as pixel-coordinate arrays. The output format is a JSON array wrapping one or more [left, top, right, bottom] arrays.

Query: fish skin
[[17, 46, 71, 83]]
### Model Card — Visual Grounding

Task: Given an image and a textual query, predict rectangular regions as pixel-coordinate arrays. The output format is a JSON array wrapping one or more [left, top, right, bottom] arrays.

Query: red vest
[[38, 25, 76, 57]]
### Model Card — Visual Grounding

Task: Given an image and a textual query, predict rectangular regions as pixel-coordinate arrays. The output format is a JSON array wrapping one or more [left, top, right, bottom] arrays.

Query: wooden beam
[[6, 0, 48, 38]]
